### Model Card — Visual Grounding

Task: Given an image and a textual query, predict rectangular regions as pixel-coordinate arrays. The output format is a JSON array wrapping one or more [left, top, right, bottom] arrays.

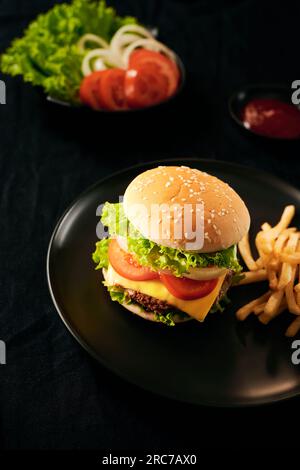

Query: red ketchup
[[241, 98, 300, 139]]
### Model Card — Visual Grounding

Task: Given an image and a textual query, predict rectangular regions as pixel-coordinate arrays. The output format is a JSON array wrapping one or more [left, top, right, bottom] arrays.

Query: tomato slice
[[129, 49, 180, 97], [79, 71, 104, 110], [124, 63, 169, 109], [108, 239, 159, 281], [159, 274, 218, 300], [97, 68, 127, 110]]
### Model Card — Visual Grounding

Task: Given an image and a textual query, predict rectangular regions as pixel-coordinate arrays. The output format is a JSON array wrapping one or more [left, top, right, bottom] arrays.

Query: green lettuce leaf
[[92, 238, 110, 269], [106, 285, 131, 304], [231, 272, 245, 285], [1, 0, 136, 103], [96, 202, 243, 276], [154, 312, 176, 326], [209, 293, 231, 314]]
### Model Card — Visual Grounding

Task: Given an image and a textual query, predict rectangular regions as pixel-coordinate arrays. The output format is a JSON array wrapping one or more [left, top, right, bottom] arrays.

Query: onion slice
[[110, 25, 154, 67], [122, 38, 176, 67], [77, 34, 109, 52], [182, 266, 228, 281], [81, 49, 113, 76], [115, 236, 128, 252]]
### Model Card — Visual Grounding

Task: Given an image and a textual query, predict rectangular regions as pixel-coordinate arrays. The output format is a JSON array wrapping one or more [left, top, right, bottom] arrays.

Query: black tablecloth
[[1, 0, 300, 450]]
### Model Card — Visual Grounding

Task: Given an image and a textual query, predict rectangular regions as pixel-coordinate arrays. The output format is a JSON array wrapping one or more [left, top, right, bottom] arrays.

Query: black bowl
[[46, 54, 186, 115], [229, 84, 300, 140]]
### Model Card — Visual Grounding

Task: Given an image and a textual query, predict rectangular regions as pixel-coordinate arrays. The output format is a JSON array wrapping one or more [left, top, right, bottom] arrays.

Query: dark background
[[0, 0, 300, 450]]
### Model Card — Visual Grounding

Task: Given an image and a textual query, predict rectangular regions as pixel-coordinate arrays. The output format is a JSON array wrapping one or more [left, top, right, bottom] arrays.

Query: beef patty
[[126, 289, 170, 313]]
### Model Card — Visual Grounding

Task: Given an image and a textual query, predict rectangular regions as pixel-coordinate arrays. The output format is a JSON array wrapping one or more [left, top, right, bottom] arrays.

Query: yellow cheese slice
[[106, 265, 226, 322]]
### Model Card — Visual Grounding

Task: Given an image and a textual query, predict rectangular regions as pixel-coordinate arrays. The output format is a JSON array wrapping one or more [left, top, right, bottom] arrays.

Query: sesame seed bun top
[[123, 165, 250, 253]]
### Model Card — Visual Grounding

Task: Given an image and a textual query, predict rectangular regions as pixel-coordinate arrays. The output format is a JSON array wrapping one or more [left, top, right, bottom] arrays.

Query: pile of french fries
[[236, 205, 300, 337]]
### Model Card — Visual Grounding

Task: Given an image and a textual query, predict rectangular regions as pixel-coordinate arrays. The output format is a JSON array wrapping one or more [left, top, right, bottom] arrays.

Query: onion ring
[[77, 34, 109, 52]]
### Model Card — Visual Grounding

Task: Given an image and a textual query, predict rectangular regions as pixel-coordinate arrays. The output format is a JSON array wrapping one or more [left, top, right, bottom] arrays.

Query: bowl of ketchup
[[229, 85, 300, 140]]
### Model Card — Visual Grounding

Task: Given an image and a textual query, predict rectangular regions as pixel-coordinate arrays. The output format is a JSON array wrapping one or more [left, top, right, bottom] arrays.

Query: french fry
[[277, 233, 299, 290], [236, 291, 271, 321], [296, 241, 300, 308], [238, 233, 258, 271], [259, 299, 287, 325], [284, 232, 300, 254], [267, 267, 278, 290], [261, 222, 272, 231], [255, 257, 264, 268], [238, 269, 268, 285], [277, 264, 293, 290], [256, 230, 273, 255], [285, 316, 300, 337], [294, 283, 300, 293], [253, 302, 267, 315], [255, 231, 273, 263], [297, 278, 300, 308], [258, 206, 295, 254], [264, 289, 284, 317], [267, 205, 295, 239], [274, 228, 296, 255], [268, 257, 281, 270], [285, 266, 300, 315], [279, 253, 300, 264]]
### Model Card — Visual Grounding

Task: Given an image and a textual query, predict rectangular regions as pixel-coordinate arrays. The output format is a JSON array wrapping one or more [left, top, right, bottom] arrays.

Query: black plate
[[47, 159, 300, 407], [229, 84, 300, 140]]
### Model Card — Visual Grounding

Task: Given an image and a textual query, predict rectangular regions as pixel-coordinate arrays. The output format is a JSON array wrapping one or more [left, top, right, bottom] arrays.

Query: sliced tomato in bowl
[[129, 49, 180, 97], [124, 63, 169, 109], [108, 239, 159, 281], [97, 68, 127, 111], [79, 71, 104, 110], [159, 274, 218, 300]]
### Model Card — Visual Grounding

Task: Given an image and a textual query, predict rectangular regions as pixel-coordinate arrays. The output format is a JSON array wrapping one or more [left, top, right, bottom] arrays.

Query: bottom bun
[[121, 301, 193, 324]]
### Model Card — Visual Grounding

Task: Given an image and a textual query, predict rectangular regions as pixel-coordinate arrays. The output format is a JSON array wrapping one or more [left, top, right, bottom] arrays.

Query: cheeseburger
[[93, 166, 250, 326]]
